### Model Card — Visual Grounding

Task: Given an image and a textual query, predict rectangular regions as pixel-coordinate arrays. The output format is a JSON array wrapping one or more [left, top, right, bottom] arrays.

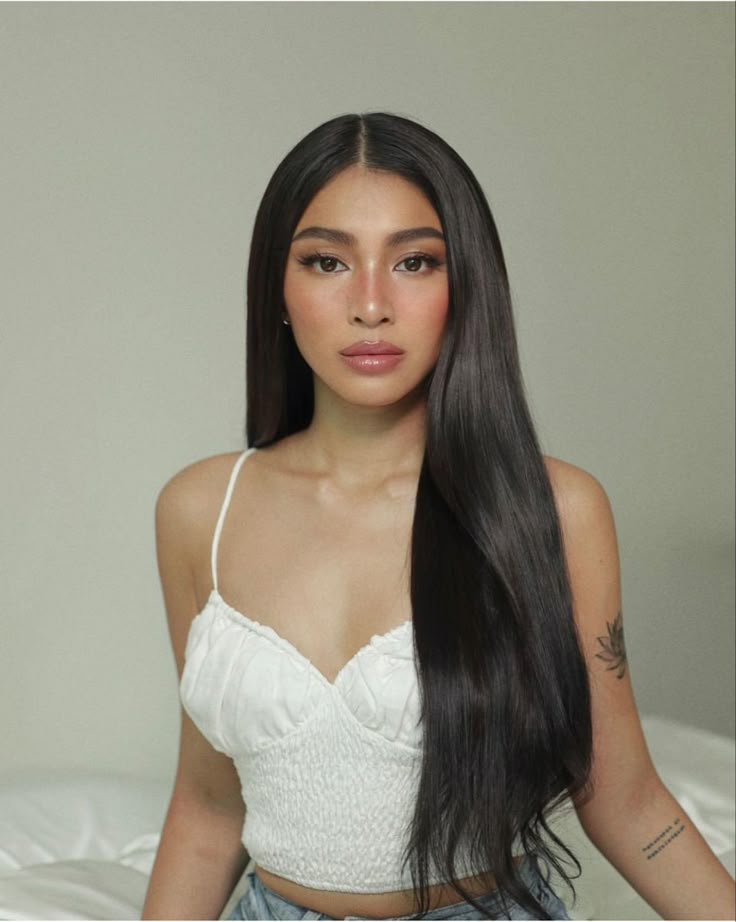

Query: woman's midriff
[[255, 856, 525, 919]]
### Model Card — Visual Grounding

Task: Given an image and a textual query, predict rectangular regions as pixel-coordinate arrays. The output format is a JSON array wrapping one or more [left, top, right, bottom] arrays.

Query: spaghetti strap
[[211, 447, 258, 594]]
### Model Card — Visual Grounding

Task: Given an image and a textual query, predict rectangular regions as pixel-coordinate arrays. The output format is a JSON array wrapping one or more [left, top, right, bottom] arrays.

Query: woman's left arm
[[549, 459, 735, 921]]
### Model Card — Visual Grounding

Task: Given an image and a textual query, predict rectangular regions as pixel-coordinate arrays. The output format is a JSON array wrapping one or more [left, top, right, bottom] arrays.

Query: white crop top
[[179, 447, 502, 892]]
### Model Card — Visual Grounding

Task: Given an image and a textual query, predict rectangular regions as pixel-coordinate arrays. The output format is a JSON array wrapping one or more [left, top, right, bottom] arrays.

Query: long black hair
[[244, 112, 593, 920]]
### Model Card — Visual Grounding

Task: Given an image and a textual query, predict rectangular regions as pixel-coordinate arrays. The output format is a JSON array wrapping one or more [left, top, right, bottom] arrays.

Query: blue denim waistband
[[238, 851, 561, 921]]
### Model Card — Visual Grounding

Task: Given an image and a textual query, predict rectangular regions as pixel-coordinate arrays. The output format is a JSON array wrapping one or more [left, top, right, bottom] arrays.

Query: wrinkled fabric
[[0, 860, 149, 921], [180, 590, 419, 755], [0, 773, 167, 920]]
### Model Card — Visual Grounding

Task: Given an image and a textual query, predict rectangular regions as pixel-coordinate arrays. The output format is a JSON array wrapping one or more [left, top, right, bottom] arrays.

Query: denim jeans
[[226, 853, 571, 920]]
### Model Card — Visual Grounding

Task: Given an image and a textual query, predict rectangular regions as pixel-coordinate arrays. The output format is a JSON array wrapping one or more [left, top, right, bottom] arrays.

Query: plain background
[[0, 2, 733, 783]]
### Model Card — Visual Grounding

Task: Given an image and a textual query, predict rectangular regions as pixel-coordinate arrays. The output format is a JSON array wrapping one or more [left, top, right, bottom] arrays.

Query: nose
[[348, 265, 393, 326]]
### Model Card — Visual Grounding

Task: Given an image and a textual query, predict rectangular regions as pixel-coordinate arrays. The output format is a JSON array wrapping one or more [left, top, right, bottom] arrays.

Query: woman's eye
[[396, 254, 441, 273], [316, 256, 340, 273], [297, 253, 346, 273]]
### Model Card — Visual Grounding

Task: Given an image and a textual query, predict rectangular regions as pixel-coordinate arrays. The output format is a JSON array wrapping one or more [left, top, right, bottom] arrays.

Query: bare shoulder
[[156, 450, 245, 526], [542, 454, 614, 532], [155, 451, 246, 582]]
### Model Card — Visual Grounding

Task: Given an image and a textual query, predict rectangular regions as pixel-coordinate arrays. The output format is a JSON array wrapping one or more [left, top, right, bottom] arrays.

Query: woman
[[142, 113, 735, 921]]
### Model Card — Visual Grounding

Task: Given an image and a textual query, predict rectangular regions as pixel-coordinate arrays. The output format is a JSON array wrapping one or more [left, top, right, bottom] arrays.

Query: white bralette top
[[179, 447, 500, 892]]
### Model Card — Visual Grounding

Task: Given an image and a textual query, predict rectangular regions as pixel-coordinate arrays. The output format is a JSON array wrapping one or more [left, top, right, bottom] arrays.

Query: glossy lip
[[340, 353, 404, 373], [339, 340, 404, 356]]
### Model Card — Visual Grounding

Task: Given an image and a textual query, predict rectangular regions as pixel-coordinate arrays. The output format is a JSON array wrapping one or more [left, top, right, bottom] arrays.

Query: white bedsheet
[[0, 774, 166, 920], [0, 715, 733, 920]]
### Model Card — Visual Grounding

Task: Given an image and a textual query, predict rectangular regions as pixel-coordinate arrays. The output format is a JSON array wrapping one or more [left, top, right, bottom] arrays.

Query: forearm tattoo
[[594, 610, 627, 678], [642, 817, 685, 859]]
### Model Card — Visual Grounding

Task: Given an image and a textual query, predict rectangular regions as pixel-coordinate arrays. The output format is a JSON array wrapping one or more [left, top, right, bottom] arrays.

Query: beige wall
[[1, 3, 733, 781]]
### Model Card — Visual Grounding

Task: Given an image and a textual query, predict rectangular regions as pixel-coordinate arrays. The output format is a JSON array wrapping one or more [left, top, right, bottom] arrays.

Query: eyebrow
[[291, 225, 445, 247]]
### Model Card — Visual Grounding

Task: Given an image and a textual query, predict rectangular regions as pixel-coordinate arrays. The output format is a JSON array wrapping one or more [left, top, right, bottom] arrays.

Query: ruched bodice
[[180, 587, 421, 756]]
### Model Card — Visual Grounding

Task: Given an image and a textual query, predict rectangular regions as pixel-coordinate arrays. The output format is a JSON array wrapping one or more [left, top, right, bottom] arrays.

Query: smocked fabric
[[179, 447, 500, 892]]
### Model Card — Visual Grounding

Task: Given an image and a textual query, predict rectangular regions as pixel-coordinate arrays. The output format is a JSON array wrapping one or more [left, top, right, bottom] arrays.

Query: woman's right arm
[[141, 466, 251, 920]]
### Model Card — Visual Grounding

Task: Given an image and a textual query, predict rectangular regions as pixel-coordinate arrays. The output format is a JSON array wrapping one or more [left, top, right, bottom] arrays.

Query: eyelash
[[296, 251, 442, 273]]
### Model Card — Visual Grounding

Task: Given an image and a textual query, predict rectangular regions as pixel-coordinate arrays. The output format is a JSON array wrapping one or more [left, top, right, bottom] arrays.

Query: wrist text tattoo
[[642, 817, 685, 859], [594, 610, 627, 679]]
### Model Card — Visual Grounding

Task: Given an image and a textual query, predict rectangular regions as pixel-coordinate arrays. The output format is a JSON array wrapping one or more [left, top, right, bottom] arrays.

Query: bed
[[0, 715, 733, 921]]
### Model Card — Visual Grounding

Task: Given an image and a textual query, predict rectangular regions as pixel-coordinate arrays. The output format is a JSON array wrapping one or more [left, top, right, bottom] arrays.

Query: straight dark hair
[[244, 112, 593, 920]]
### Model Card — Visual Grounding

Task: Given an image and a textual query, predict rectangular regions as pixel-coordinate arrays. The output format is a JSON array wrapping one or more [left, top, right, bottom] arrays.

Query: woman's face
[[283, 165, 449, 407]]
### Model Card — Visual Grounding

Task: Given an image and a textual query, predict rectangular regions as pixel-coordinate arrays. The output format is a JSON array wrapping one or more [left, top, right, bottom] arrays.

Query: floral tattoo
[[594, 611, 627, 679]]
